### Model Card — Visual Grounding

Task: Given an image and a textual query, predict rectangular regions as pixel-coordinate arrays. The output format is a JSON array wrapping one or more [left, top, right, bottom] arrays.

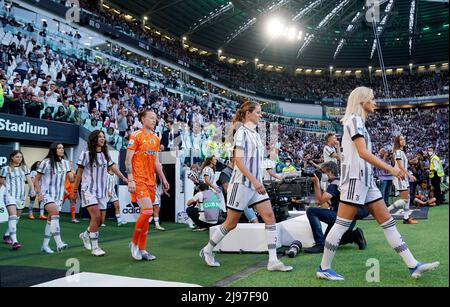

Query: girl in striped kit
[[34, 143, 74, 254], [1, 150, 35, 250], [104, 168, 127, 227], [27, 161, 40, 220], [388, 135, 418, 224], [73, 130, 127, 257]]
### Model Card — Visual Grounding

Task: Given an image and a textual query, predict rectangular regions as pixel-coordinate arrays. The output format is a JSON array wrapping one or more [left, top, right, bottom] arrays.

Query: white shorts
[[393, 177, 409, 191], [227, 183, 270, 212], [154, 187, 161, 206], [41, 195, 63, 211], [339, 177, 383, 206], [108, 192, 119, 204], [3, 194, 25, 210], [81, 191, 108, 211]]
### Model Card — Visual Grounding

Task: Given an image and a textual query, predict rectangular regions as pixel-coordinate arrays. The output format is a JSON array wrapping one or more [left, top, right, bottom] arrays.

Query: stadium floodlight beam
[[266, 18, 284, 38], [225, 17, 256, 44], [333, 6, 366, 60], [292, 0, 325, 22], [370, 0, 395, 59], [296, 33, 314, 58], [298, 0, 352, 58], [266, 18, 303, 42], [317, 0, 351, 30], [287, 27, 297, 40], [225, 0, 291, 45], [190, 2, 234, 32], [409, 0, 416, 55]]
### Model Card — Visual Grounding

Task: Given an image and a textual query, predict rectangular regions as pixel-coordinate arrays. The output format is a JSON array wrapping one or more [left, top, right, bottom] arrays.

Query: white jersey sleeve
[[0, 166, 7, 178], [234, 128, 245, 150], [347, 116, 365, 140], [77, 151, 89, 168]]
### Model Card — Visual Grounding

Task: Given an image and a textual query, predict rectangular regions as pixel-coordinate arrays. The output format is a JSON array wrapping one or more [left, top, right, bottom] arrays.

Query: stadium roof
[[107, 0, 449, 68]]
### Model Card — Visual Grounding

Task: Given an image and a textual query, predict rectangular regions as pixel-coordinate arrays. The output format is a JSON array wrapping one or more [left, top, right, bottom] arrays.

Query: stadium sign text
[[0, 114, 79, 145], [0, 119, 48, 135]]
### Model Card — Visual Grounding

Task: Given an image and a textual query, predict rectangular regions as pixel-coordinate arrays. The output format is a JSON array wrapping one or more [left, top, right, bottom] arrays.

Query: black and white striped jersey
[[323, 145, 338, 163], [395, 149, 408, 171], [37, 158, 71, 202], [77, 151, 114, 198], [0, 165, 30, 200], [230, 125, 264, 190], [341, 114, 373, 187]]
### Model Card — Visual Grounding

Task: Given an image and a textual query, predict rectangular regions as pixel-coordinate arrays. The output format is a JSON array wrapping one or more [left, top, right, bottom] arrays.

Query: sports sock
[[320, 217, 352, 270], [205, 225, 229, 254], [89, 232, 99, 250], [8, 215, 18, 243], [50, 215, 64, 246], [43, 221, 51, 247], [265, 224, 278, 262], [381, 217, 418, 268], [132, 208, 152, 248]]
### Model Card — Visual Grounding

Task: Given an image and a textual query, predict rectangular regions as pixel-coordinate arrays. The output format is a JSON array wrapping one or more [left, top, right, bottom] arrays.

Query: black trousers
[[431, 173, 443, 204], [186, 206, 216, 229]]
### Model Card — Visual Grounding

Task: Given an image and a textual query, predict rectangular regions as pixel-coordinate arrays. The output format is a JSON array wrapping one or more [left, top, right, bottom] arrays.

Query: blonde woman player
[[315, 87, 439, 281], [1, 150, 35, 250], [387, 135, 418, 224]]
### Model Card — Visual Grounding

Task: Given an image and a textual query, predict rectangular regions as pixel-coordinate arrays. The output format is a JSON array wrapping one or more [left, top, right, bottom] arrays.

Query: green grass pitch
[[0, 205, 447, 287]]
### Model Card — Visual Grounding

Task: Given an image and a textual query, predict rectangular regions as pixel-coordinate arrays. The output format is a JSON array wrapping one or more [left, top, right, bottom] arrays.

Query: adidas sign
[[122, 202, 140, 215]]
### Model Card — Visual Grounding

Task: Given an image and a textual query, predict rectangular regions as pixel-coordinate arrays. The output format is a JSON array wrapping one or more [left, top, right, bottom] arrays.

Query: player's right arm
[[72, 152, 87, 201], [354, 138, 404, 180], [0, 166, 7, 187], [34, 160, 48, 201], [72, 167, 83, 201], [34, 173, 43, 201]]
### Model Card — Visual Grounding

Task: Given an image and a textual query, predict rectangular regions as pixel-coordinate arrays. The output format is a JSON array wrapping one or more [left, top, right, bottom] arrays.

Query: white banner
[[0, 186, 8, 223], [118, 186, 139, 223]]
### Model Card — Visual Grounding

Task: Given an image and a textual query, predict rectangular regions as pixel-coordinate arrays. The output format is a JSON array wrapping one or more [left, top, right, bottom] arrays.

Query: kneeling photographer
[[304, 161, 368, 253]]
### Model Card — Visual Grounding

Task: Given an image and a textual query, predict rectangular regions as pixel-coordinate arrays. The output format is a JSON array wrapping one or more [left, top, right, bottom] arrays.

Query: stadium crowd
[[55, 0, 450, 101]]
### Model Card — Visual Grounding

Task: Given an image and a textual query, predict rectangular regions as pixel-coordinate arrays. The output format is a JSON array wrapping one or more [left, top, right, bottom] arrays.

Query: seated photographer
[[413, 180, 436, 207], [186, 183, 221, 231], [304, 161, 368, 253]]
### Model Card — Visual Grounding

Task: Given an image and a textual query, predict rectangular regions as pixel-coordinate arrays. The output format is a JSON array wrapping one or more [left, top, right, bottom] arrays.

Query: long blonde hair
[[341, 86, 374, 124]]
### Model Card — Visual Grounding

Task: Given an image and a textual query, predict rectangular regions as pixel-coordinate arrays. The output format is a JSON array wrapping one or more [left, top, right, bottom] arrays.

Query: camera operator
[[304, 161, 368, 253]]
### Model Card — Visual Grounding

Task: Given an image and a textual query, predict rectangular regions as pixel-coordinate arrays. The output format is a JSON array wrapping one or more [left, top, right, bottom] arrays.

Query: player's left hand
[[162, 180, 170, 193]]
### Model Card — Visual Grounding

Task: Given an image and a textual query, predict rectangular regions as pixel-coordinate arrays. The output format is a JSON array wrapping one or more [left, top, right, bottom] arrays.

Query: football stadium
[[0, 0, 448, 290]]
